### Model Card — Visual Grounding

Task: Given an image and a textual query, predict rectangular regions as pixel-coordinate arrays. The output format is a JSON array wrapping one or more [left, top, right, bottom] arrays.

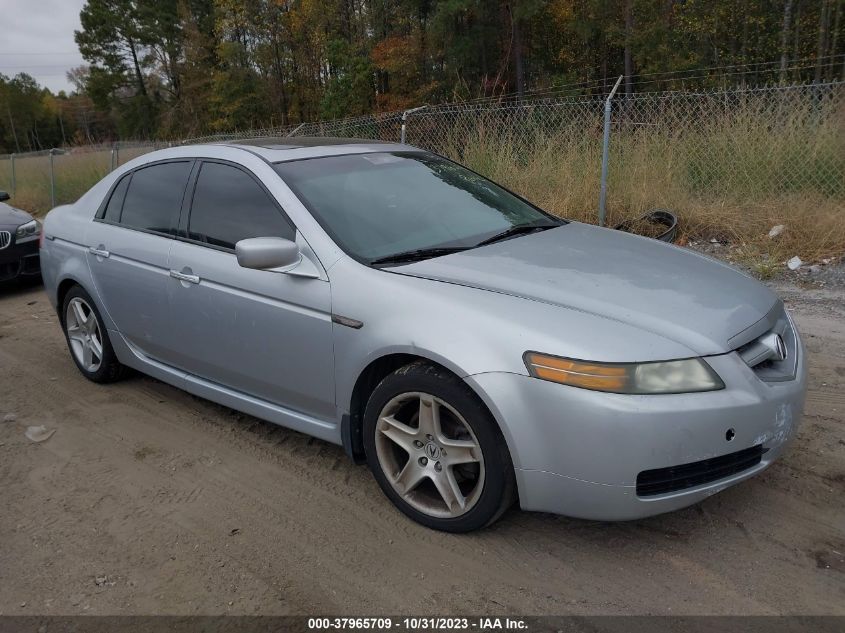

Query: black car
[[0, 191, 41, 283]]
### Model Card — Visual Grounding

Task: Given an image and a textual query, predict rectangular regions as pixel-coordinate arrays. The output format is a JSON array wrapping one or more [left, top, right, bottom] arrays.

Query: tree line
[[1, 0, 843, 153]]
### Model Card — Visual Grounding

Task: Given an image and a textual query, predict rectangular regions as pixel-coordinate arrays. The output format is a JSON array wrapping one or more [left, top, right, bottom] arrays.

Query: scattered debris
[[25, 426, 56, 443], [787, 256, 803, 271], [229, 528, 240, 536], [768, 224, 785, 238], [615, 210, 678, 243]]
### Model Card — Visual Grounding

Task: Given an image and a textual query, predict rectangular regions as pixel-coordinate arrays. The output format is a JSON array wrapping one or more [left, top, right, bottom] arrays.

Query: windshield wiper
[[370, 221, 560, 266], [369, 246, 469, 266], [474, 222, 558, 247]]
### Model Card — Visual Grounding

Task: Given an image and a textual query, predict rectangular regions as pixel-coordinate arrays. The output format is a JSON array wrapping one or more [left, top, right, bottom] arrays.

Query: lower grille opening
[[0, 261, 21, 281], [20, 255, 41, 275], [636, 445, 764, 497]]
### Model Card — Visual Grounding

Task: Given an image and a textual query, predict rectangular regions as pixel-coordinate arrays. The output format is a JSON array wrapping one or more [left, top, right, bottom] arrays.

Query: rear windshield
[[274, 152, 557, 262]]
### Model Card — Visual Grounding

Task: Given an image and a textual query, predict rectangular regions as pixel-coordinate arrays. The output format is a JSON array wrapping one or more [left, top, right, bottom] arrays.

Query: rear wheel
[[62, 285, 126, 383], [363, 362, 515, 532]]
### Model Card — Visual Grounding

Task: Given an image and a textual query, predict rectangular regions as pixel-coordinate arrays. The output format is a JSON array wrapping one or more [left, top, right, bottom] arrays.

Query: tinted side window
[[188, 162, 294, 249], [101, 174, 130, 222], [120, 161, 192, 235]]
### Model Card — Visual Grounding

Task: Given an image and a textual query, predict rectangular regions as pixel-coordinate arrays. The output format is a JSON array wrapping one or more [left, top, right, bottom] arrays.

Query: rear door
[[166, 160, 335, 422], [85, 160, 194, 362]]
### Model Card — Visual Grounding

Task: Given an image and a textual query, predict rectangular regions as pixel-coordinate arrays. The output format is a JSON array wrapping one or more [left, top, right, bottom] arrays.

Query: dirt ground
[[0, 276, 843, 616]]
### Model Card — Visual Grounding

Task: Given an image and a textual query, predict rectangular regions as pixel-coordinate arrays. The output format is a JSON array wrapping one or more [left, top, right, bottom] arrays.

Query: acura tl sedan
[[40, 138, 807, 532]]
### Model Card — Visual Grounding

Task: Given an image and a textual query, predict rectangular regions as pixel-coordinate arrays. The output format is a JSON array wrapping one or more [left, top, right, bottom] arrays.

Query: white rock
[[768, 225, 785, 238], [787, 256, 802, 271], [3, 413, 16, 423], [25, 426, 56, 443]]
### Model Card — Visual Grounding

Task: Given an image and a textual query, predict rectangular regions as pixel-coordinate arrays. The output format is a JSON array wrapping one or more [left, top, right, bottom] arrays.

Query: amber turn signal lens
[[523, 352, 724, 394], [524, 353, 629, 391]]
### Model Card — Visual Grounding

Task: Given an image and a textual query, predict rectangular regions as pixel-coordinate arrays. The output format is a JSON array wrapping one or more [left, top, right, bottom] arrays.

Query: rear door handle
[[169, 269, 200, 284], [88, 247, 110, 258]]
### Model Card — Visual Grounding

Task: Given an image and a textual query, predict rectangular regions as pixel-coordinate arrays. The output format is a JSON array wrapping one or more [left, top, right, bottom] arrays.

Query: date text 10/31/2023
[[307, 617, 528, 631]]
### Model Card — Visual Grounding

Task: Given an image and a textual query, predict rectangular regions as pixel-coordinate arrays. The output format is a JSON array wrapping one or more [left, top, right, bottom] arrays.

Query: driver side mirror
[[0, 191, 9, 202], [235, 237, 301, 271]]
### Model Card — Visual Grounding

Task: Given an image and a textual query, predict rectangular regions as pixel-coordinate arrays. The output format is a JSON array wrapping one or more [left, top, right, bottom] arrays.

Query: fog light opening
[[725, 428, 736, 442]]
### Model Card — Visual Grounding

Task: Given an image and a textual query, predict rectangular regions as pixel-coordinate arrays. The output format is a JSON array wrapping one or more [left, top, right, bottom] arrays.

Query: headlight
[[15, 219, 40, 238], [523, 351, 724, 394]]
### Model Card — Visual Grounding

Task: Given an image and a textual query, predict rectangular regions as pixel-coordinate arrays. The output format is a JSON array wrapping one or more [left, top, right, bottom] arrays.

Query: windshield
[[274, 152, 561, 263]]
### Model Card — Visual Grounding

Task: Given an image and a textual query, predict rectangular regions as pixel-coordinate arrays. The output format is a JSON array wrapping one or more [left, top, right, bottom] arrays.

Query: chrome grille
[[0, 230, 10, 250], [736, 307, 798, 382]]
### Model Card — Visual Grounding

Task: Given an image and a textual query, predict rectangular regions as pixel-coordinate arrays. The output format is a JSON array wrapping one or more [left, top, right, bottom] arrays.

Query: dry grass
[[1, 98, 842, 268], [437, 103, 845, 266], [0, 147, 157, 216]]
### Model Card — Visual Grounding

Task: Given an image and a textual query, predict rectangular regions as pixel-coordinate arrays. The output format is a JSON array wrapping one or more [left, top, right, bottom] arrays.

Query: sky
[[1, 0, 87, 93]]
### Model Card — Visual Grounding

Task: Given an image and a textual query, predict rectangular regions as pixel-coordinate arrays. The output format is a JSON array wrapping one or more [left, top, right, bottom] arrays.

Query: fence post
[[49, 149, 56, 208], [598, 76, 624, 227], [10, 153, 15, 195], [400, 105, 428, 144], [114, 143, 120, 169]]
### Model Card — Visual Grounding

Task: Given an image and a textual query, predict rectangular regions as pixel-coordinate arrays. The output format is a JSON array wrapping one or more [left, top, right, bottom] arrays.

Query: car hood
[[390, 223, 778, 356], [0, 202, 33, 231]]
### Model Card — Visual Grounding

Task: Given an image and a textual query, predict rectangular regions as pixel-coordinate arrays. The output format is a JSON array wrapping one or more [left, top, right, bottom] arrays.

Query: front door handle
[[88, 246, 110, 258], [169, 269, 200, 284]]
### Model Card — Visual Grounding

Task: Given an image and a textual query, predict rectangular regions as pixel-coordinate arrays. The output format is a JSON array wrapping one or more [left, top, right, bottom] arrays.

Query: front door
[[165, 160, 336, 423]]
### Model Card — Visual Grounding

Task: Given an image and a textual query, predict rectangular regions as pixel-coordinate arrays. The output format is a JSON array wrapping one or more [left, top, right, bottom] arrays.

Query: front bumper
[[0, 236, 40, 282], [466, 337, 807, 521]]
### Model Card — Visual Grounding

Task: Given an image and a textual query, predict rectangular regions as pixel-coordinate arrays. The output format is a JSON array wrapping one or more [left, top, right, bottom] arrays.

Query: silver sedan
[[40, 138, 807, 532]]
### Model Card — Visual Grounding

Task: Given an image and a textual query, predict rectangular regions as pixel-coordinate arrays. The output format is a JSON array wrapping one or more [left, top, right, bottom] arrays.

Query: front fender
[[329, 256, 695, 423]]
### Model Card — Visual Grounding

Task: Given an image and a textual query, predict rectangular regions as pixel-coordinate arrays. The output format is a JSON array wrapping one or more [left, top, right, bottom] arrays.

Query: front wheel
[[363, 362, 515, 532]]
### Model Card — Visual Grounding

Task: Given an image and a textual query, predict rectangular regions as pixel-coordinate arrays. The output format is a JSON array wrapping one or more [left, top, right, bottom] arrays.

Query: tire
[[363, 361, 515, 532], [61, 285, 127, 383]]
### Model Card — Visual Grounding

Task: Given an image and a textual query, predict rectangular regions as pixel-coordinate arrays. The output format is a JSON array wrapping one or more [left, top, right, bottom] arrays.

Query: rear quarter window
[[100, 173, 130, 222]]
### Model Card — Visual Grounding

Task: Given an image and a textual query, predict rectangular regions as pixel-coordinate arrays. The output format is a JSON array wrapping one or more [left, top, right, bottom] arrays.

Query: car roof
[[208, 136, 417, 162]]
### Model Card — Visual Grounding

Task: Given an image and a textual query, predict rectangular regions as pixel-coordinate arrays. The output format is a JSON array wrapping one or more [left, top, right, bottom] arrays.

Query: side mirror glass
[[0, 191, 10, 202], [235, 237, 301, 271]]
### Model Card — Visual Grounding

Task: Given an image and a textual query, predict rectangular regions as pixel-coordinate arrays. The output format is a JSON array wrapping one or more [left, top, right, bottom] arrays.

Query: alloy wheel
[[65, 297, 104, 373], [374, 391, 485, 518]]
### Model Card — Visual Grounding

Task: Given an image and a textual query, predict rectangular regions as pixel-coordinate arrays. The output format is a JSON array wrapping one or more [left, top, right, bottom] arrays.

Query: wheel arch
[[342, 350, 513, 467], [55, 276, 86, 323]]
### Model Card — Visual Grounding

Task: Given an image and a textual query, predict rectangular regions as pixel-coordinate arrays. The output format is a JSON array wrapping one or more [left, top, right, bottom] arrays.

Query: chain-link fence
[[0, 141, 170, 214], [412, 83, 843, 250], [1, 82, 842, 235]]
